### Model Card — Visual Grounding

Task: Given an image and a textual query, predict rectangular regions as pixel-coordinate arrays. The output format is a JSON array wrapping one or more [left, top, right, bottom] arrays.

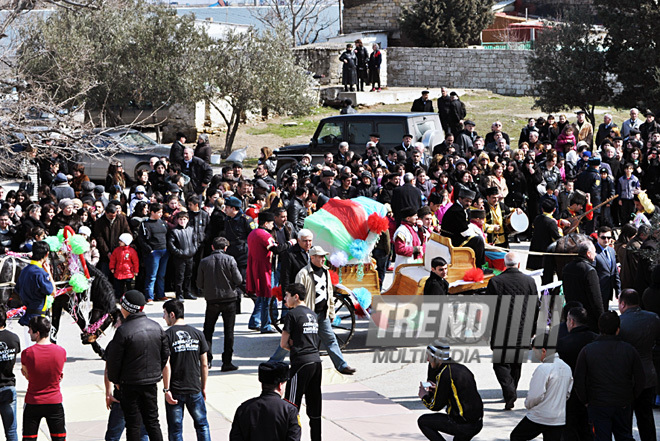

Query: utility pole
[[339, 0, 343, 35]]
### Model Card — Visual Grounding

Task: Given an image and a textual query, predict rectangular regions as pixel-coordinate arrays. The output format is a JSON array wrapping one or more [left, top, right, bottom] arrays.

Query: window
[[347, 122, 372, 145], [316, 122, 343, 146], [376, 122, 406, 144], [415, 119, 437, 138]]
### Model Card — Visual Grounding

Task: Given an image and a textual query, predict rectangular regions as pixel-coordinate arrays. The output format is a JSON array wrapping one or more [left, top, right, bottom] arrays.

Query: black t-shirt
[[311, 265, 328, 317], [283, 305, 321, 365], [165, 324, 209, 394], [0, 329, 20, 388]]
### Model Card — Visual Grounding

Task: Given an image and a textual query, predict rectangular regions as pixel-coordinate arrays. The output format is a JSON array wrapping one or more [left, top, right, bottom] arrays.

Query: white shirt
[[525, 353, 573, 426]]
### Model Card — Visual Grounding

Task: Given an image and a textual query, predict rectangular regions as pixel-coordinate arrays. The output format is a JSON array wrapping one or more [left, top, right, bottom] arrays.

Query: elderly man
[[596, 114, 617, 146], [411, 90, 434, 113], [622, 108, 642, 138], [486, 252, 539, 410], [181, 147, 212, 196], [562, 241, 603, 332], [294, 246, 356, 376]]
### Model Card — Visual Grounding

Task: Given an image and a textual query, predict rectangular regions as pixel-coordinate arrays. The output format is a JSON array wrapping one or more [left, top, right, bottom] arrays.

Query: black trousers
[[464, 236, 485, 268], [114, 278, 133, 299], [286, 362, 322, 441], [587, 404, 634, 441], [120, 383, 163, 441], [493, 363, 522, 406], [511, 416, 563, 441], [417, 413, 482, 441], [633, 387, 657, 441], [23, 403, 66, 441], [172, 257, 193, 298], [373, 248, 389, 288], [563, 393, 591, 441], [203, 301, 236, 365]]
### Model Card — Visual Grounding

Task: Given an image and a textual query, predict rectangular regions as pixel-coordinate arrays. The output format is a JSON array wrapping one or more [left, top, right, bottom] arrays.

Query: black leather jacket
[[287, 197, 307, 232], [167, 226, 198, 259], [196, 250, 243, 302], [106, 312, 169, 386]]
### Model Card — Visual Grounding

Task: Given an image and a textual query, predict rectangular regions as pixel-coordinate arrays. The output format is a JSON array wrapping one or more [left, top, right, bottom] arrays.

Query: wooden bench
[[382, 233, 493, 295]]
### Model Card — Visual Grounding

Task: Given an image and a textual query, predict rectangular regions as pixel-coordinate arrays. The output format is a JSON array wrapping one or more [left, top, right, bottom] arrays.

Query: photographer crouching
[[417, 341, 484, 441]]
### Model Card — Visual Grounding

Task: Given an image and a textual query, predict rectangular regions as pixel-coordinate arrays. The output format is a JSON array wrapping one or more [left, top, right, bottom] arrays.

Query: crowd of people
[[0, 97, 658, 440]]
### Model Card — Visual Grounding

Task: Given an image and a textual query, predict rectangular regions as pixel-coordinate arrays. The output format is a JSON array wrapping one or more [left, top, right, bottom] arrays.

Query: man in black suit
[[440, 187, 486, 269], [528, 199, 564, 270], [557, 307, 598, 441], [423, 257, 449, 295], [486, 251, 538, 410], [593, 226, 621, 310], [562, 241, 603, 332], [618, 289, 660, 441], [411, 90, 434, 112], [392, 173, 423, 226]]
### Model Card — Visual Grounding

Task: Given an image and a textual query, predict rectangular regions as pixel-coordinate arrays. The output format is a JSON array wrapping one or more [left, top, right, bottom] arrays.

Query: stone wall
[[388, 47, 533, 96], [343, 0, 415, 35]]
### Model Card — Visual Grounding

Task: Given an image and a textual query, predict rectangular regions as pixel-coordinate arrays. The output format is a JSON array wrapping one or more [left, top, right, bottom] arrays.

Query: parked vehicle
[[273, 112, 444, 182]]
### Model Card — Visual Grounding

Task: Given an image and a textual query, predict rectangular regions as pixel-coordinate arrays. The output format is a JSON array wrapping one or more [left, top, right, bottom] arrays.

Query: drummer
[[393, 207, 425, 271], [559, 190, 593, 234], [484, 187, 522, 248]]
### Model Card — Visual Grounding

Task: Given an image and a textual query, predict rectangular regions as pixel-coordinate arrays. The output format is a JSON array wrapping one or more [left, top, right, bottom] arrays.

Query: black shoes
[[184, 293, 197, 300], [339, 366, 356, 375], [221, 364, 239, 372]]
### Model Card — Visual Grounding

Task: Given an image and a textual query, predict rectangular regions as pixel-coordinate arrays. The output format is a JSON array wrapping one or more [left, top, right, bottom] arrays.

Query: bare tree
[[251, 0, 338, 47]]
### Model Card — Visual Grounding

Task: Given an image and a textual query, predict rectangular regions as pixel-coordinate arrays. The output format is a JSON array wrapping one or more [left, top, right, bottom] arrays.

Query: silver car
[[84, 128, 170, 181]]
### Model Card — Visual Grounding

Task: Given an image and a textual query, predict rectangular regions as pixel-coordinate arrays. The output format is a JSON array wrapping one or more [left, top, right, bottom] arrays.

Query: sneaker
[[248, 326, 261, 331], [221, 363, 239, 372], [387, 265, 394, 272], [146, 299, 154, 304], [261, 326, 278, 334], [183, 293, 197, 300], [377, 88, 381, 92], [370, 88, 375, 92]]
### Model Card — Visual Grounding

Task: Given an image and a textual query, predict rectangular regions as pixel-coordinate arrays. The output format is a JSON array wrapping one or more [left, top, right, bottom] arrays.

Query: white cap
[[118, 233, 133, 246], [78, 226, 91, 236], [309, 246, 328, 256]]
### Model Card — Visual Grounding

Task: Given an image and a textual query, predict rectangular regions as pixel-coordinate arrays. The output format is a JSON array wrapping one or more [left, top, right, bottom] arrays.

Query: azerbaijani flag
[[485, 249, 507, 271]]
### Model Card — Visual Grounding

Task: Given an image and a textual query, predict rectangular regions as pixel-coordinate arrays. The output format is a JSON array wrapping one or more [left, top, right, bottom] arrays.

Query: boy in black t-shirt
[[280, 283, 322, 441], [162, 300, 211, 441], [0, 306, 20, 441]]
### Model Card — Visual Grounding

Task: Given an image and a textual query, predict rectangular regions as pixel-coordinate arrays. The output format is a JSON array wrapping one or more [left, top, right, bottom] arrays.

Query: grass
[[246, 106, 336, 138]]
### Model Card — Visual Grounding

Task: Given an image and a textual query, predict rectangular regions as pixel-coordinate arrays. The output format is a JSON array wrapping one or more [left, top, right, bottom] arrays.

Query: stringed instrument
[[563, 194, 619, 234]]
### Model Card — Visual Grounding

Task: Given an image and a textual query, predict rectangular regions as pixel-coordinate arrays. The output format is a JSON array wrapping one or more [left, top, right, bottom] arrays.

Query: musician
[[484, 187, 521, 248], [559, 190, 593, 234], [393, 207, 425, 271], [441, 188, 488, 271], [576, 156, 603, 234], [528, 199, 566, 270]]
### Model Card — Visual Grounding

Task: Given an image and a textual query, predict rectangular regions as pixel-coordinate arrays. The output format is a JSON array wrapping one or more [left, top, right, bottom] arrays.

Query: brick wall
[[387, 47, 533, 96], [343, 0, 415, 34]]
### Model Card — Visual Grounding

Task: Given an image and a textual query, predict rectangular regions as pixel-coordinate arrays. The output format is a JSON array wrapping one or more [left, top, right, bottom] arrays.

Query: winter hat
[[78, 226, 91, 237], [120, 290, 145, 314], [54, 173, 68, 184], [118, 233, 133, 247]]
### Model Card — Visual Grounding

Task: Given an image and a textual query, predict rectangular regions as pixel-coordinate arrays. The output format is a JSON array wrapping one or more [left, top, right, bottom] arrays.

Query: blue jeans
[[248, 297, 272, 331], [269, 313, 347, 371], [144, 249, 169, 300], [0, 386, 17, 441], [105, 401, 148, 441], [165, 392, 210, 441]]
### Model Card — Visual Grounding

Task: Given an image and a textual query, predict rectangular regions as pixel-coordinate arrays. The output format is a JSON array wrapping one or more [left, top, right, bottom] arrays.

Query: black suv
[[273, 112, 444, 181]]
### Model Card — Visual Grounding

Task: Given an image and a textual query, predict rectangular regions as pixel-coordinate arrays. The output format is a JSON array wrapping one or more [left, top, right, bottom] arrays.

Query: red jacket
[[109, 246, 139, 280]]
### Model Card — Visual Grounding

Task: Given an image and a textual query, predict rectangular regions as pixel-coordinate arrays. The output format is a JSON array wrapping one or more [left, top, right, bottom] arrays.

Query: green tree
[[205, 27, 316, 155], [399, 0, 494, 48], [17, 0, 212, 125], [594, 0, 660, 112], [527, 19, 612, 127]]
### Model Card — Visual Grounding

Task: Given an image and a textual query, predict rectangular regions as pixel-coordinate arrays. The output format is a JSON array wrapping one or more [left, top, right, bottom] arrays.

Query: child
[[558, 180, 575, 214], [19, 227, 46, 252], [467, 209, 487, 241], [539, 182, 560, 220], [599, 167, 615, 227], [128, 185, 147, 215], [109, 233, 139, 299], [617, 163, 641, 224], [166, 211, 198, 301], [78, 226, 100, 267]]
